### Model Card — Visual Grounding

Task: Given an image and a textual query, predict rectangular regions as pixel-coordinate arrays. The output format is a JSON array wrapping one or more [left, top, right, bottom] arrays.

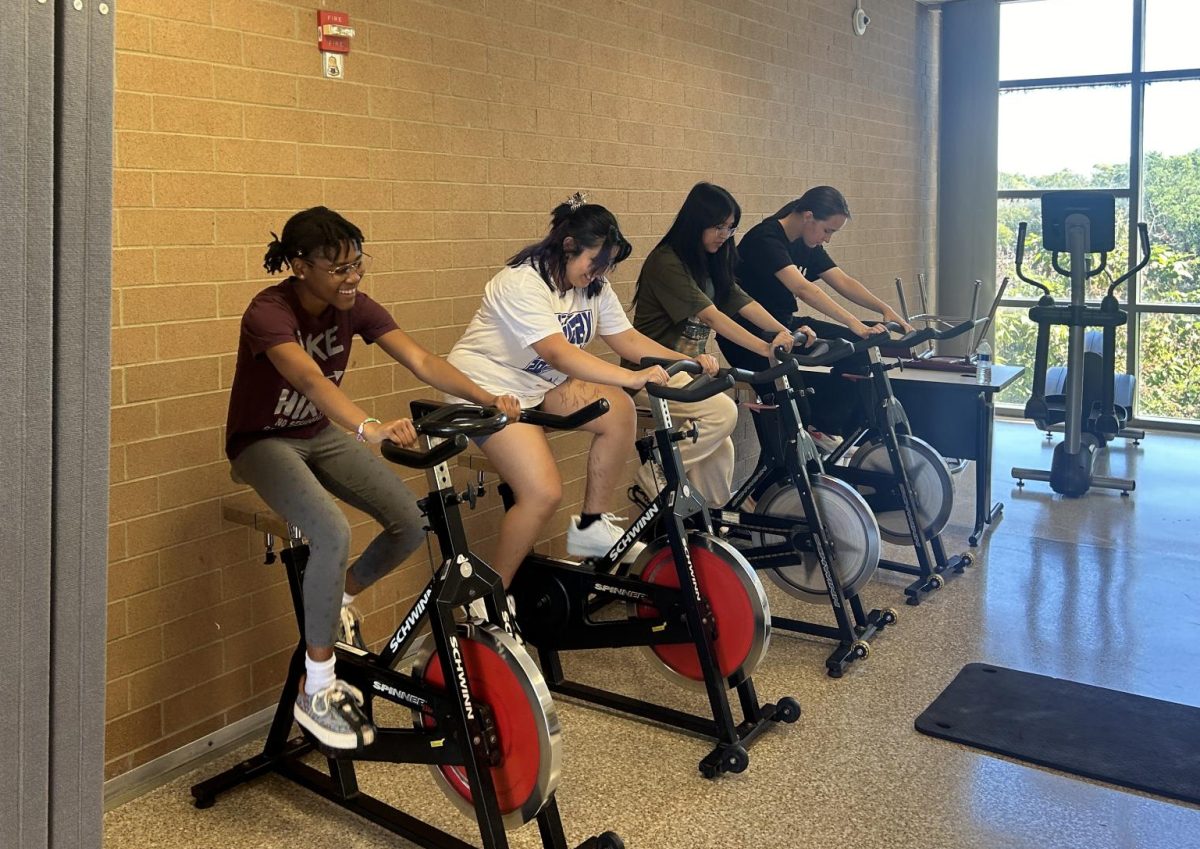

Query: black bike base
[[542, 676, 798, 779], [772, 605, 896, 678], [190, 734, 618, 849], [194, 740, 477, 849], [917, 663, 1200, 806], [880, 548, 973, 606]]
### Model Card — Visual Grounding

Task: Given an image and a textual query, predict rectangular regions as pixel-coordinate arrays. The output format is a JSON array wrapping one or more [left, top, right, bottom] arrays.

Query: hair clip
[[565, 191, 589, 211]]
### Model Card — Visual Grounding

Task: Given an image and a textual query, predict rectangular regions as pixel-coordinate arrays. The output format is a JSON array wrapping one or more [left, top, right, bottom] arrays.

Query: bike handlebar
[[381, 432, 471, 469], [380, 402, 510, 468], [634, 356, 736, 401], [777, 339, 857, 368], [847, 316, 981, 355], [518, 398, 611, 430], [721, 356, 797, 385], [638, 356, 704, 376]]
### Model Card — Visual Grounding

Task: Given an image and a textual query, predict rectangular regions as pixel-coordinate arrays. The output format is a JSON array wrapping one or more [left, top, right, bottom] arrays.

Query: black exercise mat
[[916, 663, 1200, 805]]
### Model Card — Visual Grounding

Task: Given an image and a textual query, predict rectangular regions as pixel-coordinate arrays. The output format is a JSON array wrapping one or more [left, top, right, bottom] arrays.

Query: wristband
[[355, 417, 381, 442]]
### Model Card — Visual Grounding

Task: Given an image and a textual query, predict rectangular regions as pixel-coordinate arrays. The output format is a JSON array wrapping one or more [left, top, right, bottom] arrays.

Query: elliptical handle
[[1015, 221, 1051, 295], [1107, 222, 1151, 298]]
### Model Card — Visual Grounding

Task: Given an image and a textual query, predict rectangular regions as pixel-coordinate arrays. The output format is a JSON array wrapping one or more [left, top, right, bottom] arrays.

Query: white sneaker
[[807, 425, 844, 455], [567, 513, 626, 559], [294, 679, 375, 750]]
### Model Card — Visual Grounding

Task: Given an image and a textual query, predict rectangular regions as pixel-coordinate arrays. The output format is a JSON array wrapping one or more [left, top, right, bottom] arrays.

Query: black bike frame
[[192, 406, 607, 849]]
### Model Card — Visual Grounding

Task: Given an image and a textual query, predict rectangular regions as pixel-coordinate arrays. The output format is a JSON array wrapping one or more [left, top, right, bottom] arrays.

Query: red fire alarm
[[317, 10, 354, 78]]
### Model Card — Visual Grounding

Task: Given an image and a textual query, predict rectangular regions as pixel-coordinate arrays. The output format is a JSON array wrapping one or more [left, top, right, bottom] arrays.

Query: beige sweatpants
[[633, 372, 739, 507]]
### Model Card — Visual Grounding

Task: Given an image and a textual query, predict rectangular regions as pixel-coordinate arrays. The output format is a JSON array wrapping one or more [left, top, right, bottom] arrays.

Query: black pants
[[719, 315, 868, 437]]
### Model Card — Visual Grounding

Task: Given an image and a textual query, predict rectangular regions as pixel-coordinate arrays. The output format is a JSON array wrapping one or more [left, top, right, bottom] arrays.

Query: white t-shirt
[[447, 262, 633, 407]]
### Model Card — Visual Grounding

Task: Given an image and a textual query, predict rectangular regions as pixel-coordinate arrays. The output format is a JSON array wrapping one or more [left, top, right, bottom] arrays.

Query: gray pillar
[[1, 2, 111, 848], [2, 3, 56, 847], [52, 3, 113, 847], [936, 0, 1000, 354]]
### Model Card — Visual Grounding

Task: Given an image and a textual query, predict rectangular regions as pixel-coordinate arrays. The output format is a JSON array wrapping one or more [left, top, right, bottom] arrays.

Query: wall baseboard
[[103, 706, 274, 811]]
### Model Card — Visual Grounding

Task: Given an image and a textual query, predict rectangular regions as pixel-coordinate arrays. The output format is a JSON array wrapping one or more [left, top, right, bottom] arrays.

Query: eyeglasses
[[306, 253, 373, 280], [712, 225, 737, 238]]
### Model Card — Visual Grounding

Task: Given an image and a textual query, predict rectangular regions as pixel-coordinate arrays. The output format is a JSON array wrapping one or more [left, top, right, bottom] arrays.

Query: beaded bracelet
[[355, 417, 381, 442]]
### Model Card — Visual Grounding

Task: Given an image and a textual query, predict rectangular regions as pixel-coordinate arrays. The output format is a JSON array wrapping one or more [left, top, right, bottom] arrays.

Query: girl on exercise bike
[[446, 193, 719, 586], [717, 185, 913, 445], [225, 206, 520, 751], [625, 182, 812, 506]]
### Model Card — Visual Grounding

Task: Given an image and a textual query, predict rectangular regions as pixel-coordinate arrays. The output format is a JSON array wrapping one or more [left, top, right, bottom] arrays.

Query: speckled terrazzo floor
[[104, 421, 1200, 849]]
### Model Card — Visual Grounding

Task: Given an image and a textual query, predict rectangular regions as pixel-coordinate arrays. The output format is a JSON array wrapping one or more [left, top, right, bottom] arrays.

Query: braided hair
[[263, 206, 364, 274]]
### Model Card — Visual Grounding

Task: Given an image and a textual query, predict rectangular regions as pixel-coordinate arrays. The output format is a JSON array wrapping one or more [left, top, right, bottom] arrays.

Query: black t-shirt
[[736, 217, 837, 321], [717, 218, 837, 372]]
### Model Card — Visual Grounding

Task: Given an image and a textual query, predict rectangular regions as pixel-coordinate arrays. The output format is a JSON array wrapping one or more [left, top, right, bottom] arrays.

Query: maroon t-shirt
[[224, 279, 399, 460]]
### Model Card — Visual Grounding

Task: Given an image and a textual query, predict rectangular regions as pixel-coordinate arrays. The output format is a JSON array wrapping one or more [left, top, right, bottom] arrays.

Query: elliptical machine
[[1010, 190, 1151, 497]]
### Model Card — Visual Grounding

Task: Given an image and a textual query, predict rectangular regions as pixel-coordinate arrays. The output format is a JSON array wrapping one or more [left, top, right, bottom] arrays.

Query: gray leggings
[[231, 426, 426, 648]]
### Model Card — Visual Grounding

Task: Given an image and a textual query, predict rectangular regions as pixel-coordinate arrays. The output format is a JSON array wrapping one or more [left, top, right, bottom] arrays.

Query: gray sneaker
[[337, 604, 367, 650], [294, 680, 375, 750]]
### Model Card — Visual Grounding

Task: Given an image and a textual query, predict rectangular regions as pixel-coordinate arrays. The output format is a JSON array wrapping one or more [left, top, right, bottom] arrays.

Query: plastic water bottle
[[678, 317, 709, 357], [975, 339, 992, 385]]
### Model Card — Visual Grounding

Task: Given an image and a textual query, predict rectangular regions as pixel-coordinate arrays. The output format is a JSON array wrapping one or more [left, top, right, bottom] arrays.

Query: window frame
[[996, 0, 1200, 429]]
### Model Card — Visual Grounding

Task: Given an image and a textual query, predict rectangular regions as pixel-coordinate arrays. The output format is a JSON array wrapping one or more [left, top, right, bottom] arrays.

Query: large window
[[995, 0, 1200, 423]]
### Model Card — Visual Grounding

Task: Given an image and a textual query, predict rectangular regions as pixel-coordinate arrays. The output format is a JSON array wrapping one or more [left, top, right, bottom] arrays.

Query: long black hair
[[507, 193, 632, 298], [773, 186, 852, 222], [649, 182, 741, 307], [262, 206, 363, 274]]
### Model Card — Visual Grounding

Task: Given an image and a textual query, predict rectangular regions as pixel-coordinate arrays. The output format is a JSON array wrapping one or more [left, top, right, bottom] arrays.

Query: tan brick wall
[[107, 0, 938, 778]]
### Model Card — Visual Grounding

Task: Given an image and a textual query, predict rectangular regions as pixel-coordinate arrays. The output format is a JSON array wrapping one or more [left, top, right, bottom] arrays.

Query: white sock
[[304, 654, 336, 696], [342, 591, 356, 607]]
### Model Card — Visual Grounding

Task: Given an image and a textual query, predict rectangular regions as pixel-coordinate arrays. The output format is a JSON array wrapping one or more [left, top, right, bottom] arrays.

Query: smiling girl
[[446, 194, 718, 585], [225, 206, 519, 750]]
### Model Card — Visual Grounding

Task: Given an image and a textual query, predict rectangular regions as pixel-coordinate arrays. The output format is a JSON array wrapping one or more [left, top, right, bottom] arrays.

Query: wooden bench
[[458, 450, 499, 477], [221, 492, 297, 540]]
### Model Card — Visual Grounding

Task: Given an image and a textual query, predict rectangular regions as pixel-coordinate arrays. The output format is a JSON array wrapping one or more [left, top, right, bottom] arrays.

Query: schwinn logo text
[[612, 502, 659, 560], [389, 585, 433, 653], [449, 635, 475, 720], [373, 679, 427, 708], [682, 547, 701, 601]]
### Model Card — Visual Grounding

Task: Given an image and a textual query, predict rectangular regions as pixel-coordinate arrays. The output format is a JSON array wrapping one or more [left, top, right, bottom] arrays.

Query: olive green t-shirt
[[624, 243, 753, 367]]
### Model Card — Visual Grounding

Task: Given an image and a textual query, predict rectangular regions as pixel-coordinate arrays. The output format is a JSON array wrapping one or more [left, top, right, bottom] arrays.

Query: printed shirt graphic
[[224, 280, 398, 460], [447, 263, 632, 407]]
